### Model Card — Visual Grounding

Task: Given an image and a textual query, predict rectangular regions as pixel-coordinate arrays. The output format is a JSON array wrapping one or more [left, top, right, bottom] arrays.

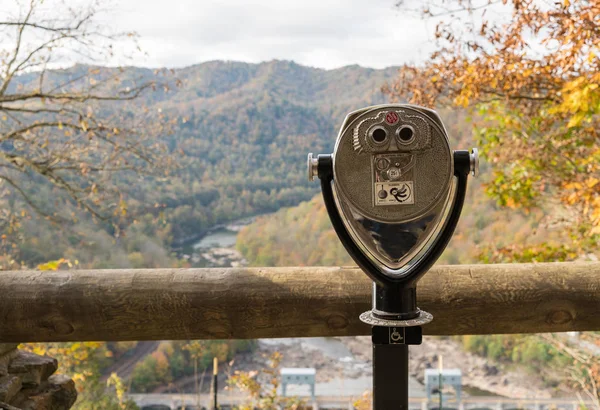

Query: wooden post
[[0, 262, 599, 342], [213, 357, 218, 410]]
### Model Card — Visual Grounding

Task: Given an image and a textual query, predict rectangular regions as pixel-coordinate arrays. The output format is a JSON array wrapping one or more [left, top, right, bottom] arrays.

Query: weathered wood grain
[[0, 263, 598, 342]]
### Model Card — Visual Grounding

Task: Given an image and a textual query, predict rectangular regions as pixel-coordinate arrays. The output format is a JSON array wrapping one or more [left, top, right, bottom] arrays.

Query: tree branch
[[0, 19, 91, 34], [0, 0, 34, 96], [0, 83, 154, 104], [0, 175, 58, 221]]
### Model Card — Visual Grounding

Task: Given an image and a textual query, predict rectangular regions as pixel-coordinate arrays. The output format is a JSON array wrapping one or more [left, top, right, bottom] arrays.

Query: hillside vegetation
[[237, 147, 564, 267], [6, 61, 398, 269]]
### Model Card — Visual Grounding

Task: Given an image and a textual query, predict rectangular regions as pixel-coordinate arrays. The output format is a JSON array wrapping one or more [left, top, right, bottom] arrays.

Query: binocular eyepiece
[[309, 104, 478, 324]]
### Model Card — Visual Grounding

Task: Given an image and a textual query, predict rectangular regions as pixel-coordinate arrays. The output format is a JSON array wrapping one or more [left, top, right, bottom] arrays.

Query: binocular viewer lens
[[371, 127, 387, 143], [367, 125, 415, 147], [397, 125, 414, 143]]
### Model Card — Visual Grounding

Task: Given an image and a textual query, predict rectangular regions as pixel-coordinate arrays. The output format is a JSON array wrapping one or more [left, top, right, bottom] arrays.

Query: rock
[[17, 392, 53, 410], [46, 375, 77, 409], [0, 347, 76, 409], [8, 352, 57, 387], [0, 376, 22, 403], [0, 351, 18, 377], [0, 400, 21, 410], [0, 347, 18, 358], [10, 375, 77, 410], [483, 364, 499, 376]]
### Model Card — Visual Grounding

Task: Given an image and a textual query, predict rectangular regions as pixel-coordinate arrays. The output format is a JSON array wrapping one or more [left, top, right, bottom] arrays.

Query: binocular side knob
[[307, 153, 319, 181], [470, 148, 480, 178]]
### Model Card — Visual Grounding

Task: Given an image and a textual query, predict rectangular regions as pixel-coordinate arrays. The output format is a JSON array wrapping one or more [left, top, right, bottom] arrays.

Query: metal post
[[195, 358, 199, 410], [373, 342, 409, 409], [213, 357, 218, 410], [439, 355, 443, 410], [372, 326, 422, 410]]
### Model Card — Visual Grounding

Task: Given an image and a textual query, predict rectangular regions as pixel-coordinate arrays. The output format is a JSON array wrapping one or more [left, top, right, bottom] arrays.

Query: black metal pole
[[373, 340, 409, 409], [372, 325, 422, 410]]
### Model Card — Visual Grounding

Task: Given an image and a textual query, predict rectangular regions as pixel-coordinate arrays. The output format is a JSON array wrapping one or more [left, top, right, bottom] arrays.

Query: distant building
[[425, 368, 462, 403], [281, 368, 316, 400]]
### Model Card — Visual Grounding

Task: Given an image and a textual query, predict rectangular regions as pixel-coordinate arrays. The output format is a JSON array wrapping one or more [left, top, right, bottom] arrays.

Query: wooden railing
[[0, 262, 599, 342]]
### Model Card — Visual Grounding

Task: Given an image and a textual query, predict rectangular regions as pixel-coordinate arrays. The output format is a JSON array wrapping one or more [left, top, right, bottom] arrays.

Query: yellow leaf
[[586, 178, 599, 188], [37, 258, 69, 271], [567, 112, 586, 128]]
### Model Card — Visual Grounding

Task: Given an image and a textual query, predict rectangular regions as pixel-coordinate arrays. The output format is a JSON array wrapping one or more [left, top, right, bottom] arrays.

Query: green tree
[[0, 0, 175, 268], [4, 0, 174, 406], [388, 1, 600, 403], [183, 340, 205, 409], [21, 342, 138, 410], [229, 352, 304, 410], [388, 0, 599, 262]]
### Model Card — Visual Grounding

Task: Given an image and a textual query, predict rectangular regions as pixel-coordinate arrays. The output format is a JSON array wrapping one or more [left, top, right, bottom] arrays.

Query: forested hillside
[[6, 61, 399, 269], [237, 171, 565, 266]]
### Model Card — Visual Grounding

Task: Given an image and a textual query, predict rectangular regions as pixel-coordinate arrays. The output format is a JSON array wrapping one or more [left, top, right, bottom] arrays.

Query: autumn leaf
[[37, 258, 72, 271]]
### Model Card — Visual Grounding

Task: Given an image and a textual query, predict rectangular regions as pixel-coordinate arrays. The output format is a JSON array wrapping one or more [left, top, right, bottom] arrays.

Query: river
[[180, 217, 255, 268]]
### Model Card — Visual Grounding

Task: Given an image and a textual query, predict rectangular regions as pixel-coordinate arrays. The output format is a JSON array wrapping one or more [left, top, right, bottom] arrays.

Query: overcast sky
[[104, 0, 444, 69], [0, 0, 506, 70]]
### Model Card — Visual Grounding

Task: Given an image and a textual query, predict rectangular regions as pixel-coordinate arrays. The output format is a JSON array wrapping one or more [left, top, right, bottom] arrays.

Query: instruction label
[[375, 181, 414, 206]]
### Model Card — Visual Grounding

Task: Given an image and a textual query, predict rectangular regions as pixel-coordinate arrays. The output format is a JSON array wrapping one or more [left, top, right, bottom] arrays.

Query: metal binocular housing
[[309, 104, 478, 325]]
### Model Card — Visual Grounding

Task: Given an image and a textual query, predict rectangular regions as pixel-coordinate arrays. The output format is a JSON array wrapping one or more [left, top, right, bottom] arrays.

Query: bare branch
[[0, 21, 90, 33], [0, 83, 155, 104], [0, 0, 175, 255], [0, 0, 35, 95], [0, 175, 58, 221]]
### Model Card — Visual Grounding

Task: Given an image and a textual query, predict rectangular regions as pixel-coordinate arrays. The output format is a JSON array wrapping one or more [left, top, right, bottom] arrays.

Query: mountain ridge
[[7, 59, 403, 268]]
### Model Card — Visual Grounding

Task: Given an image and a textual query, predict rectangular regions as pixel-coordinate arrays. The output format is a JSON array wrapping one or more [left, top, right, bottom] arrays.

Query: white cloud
[[0, 0, 495, 70], [105, 0, 439, 69]]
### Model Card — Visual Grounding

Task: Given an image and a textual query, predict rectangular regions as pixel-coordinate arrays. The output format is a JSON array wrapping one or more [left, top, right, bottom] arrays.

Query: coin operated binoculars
[[308, 104, 478, 409]]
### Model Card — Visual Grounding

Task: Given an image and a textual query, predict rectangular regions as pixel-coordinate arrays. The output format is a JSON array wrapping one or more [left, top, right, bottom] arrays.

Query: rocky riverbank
[[179, 216, 258, 267], [342, 336, 565, 399], [228, 336, 566, 400]]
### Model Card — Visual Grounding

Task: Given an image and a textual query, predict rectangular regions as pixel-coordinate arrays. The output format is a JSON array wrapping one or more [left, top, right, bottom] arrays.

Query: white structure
[[425, 368, 462, 403], [281, 367, 316, 400]]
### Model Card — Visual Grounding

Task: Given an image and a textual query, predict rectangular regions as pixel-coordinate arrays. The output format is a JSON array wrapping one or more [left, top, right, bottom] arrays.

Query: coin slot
[[376, 158, 390, 170]]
